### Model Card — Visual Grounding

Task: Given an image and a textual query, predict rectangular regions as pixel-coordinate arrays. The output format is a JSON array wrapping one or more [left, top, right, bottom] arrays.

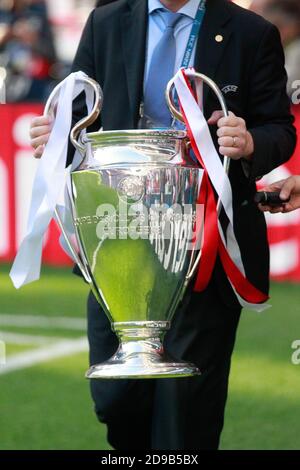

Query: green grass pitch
[[0, 264, 300, 450]]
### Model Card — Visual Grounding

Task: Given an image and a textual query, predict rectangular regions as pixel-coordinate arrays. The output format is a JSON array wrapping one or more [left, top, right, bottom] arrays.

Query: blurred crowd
[[0, 0, 299, 103], [250, 0, 300, 99], [0, 0, 57, 102]]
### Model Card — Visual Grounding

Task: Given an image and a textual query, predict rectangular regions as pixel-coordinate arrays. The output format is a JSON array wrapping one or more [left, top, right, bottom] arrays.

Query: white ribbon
[[174, 68, 270, 312], [10, 71, 93, 288]]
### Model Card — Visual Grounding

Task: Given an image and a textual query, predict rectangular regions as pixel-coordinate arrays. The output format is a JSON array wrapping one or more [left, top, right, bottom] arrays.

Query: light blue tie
[[144, 10, 183, 127]]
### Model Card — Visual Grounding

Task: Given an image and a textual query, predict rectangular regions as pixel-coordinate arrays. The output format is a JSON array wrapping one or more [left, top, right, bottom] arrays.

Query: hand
[[259, 176, 300, 213], [30, 116, 53, 158], [207, 110, 254, 160]]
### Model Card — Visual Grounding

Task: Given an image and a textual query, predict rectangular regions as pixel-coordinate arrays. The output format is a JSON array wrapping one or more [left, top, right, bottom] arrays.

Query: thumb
[[262, 179, 287, 194], [280, 177, 296, 200], [207, 110, 224, 125]]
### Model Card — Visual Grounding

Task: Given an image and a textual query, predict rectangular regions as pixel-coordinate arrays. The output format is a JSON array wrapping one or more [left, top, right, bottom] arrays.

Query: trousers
[[87, 278, 241, 450]]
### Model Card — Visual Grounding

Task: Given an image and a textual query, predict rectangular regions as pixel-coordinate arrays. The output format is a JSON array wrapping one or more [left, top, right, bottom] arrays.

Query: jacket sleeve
[[71, 10, 96, 79], [66, 10, 101, 166], [246, 23, 297, 182]]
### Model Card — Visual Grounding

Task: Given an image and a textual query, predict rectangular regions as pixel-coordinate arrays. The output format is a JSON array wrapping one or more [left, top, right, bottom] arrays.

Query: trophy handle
[[53, 206, 92, 284], [43, 75, 103, 284], [166, 70, 231, 284], [44, 75, 103, 155], [166, 70, 230, 178]]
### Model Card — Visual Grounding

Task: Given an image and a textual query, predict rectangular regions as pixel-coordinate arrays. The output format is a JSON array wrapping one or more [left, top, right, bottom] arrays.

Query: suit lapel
[[194, 0, 233, 109], [121, 0, 148, 125]]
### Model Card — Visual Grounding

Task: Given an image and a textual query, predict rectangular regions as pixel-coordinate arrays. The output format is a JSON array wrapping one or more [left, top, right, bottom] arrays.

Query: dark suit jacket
[[70, 0, 297, 308]]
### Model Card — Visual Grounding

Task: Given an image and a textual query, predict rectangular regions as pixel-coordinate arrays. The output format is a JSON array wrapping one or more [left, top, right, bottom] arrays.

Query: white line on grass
[[0, 331, 65, 345], [0, 337, 88, 375], [0, 314, 86, 330]]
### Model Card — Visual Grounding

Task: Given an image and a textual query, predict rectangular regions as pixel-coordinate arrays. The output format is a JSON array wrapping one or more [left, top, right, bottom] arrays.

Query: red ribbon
[[179, 70, 269, 305], [194, 172, 219, 291]]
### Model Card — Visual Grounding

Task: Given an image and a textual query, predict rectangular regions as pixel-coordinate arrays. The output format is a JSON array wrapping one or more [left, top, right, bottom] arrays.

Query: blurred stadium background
[[0, 0, 300, 450]]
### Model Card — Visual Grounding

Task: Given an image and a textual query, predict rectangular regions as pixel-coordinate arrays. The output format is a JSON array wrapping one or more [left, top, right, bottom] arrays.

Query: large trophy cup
[[45, 71, 230, 379]]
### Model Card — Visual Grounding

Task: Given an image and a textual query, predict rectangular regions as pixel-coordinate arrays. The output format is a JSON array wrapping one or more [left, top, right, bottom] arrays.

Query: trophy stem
[[86, 321, 201, 379]]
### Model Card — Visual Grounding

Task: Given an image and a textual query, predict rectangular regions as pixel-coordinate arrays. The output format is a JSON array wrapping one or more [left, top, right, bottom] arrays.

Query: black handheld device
[[254, 191, 290, 207]]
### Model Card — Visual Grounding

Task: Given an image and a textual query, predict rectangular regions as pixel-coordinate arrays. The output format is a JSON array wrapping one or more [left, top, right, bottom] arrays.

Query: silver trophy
[[45, 72, 230, 379]]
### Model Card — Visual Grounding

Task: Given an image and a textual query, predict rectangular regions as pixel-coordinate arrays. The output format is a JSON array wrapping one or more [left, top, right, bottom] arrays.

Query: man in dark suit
[[30, 0, 296, 450]]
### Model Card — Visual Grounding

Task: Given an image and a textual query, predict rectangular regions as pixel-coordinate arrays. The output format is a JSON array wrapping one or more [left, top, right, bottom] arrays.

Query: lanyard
[[171, 0, 206, 127], [181, 0, 206, 69]]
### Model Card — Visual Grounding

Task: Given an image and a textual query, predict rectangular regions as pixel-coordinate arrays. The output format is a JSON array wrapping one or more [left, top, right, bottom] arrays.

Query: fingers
[[30, 115, 52, 129], [217, 127, 247, 158], [281, 202, 297, 213], [208, 111, 245, 132], [208, 110, 239, 127], [258, 203, 285, 214], [30, 115, 53, 150], [217, 112, 244, 129], [33, 145, 45, 159], [258, 204, 268, 212], [218, 136, 237, 148], [279, 177, 298, 200], [218, 145, 242, 158], [217, 125, 245, 138], [208, 111, 250, 159], [219, 146, 242, 158], [260, 201, 299, 214], [31, 133, 51, 150], [207, 110, 224, 125], [263, 177, 300, 200], [260, 181, 286, 193], [259, 177, 300, 215], [218, 132, 247, 158], [30, 124, 52, 140], [218, 133, 242, 157]]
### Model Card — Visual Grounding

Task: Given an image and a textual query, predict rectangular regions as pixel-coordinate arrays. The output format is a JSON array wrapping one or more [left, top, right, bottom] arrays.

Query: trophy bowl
[[44, 71, 230, 379], [71, 129, 204, 379]]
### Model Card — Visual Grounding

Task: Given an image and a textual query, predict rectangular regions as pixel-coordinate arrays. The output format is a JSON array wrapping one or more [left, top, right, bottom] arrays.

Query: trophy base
[[86, 356, 200, 379], [86, 321, 201, 379]]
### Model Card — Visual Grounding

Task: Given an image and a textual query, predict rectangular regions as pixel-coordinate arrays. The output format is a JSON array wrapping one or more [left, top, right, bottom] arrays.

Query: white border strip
[[0, 337, 88, 375], [0, 331, 64, 345], [0, 314, 86, 330]]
